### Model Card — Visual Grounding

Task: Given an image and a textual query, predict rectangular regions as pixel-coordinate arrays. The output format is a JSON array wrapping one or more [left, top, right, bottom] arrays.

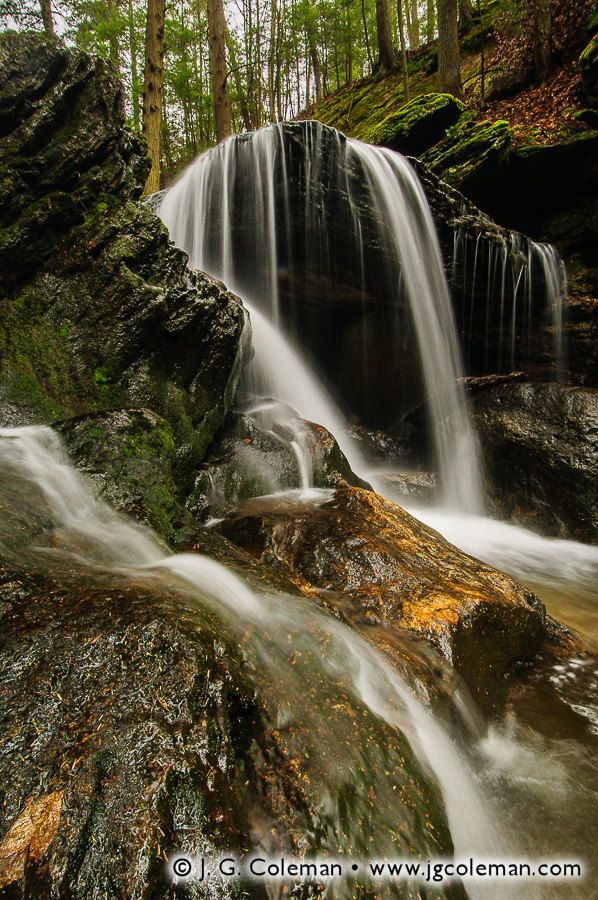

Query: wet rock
[[345, 424, 413, 464], [58, 409, 179, 541], [0, 32, 246, 467], [376, 470, 438, 504], [411, 160, 563, 380], [221, 485, 545, 702], [470, 382, 598, 542], [0, 554, 461, 899], [580, 34, 598, 109], [187, 402, 370, 521]]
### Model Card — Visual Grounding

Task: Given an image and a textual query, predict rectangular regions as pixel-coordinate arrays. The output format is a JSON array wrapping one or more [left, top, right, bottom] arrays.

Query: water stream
[[2, 426, 595, 898], [154, 122, 598, 894]]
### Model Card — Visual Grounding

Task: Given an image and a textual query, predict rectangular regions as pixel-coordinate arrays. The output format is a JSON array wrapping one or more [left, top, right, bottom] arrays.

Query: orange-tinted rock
[[222, 485, 546, 702]]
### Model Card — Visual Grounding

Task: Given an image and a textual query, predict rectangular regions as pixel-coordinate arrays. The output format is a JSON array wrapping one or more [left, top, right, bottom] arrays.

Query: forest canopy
[[1, 0, 592, 191]]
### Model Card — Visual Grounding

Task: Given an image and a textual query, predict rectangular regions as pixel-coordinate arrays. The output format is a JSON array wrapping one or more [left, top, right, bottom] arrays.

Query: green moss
[[420, 116, 513, 187]]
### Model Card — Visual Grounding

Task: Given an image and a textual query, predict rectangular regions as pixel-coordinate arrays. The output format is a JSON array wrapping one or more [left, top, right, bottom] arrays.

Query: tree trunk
[[533, 0, 552, 82], [410, 0, 420, 49], [437, 0, 463, 99], [127, 0, 140, 129], [106, 0, 121, 75], [226, 31, 255, 130], [376, 0, 397, 74], [426, 0, 435, 42], [207, 0, 232, 141], [397, 0, 411, 100], [361, 0, 373, 70], [308, 34, 324, 102], [142, 0, 166, 195], [459, 0, 473, 27], [39, 0, 54, 34], [267, 0, 277, 122]]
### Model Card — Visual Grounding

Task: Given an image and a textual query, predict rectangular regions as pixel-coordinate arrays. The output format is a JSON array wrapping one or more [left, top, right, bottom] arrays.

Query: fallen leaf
[[0, 790, 63, 888]]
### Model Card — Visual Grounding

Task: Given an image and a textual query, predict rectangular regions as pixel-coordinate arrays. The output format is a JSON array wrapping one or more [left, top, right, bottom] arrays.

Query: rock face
[[221, 485, 545, 702], [165, 117, 560, 430], [0, 32, 246, 471], [471, 382, 598, 542], [412, 160, 563, 382]]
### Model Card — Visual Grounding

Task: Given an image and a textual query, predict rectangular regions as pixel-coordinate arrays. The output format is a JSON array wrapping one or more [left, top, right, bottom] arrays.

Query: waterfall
[[453, 230, 568, 381], [158, 121, 482, 514]]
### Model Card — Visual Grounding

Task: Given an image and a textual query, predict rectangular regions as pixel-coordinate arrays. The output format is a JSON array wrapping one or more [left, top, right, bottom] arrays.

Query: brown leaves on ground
[[0, 791, 63, 889], [483, 60, 589, 145]]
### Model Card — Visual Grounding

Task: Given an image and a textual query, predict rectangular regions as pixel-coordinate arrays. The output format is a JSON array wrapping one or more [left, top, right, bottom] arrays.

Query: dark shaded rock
[[411, 160, 562, 380], [0, 31, 148, 289], [187, 401, 370, 521], [58, 409, 179, 541], [221, 485, 545, 702], [458, 371, 529, 396], [580, 34, 598, 109], [470, 382, 598, 542], [484, 66, 534, 103], [345, 423, 413, 464], [0, 33, 246, 472], [365, 92, 465, 155]]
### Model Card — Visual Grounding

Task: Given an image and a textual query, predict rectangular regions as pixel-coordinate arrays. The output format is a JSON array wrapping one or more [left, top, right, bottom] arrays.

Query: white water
[[0, 425, 528, 898], [159, 121, 482, 514], [454, 230, 567, 381]]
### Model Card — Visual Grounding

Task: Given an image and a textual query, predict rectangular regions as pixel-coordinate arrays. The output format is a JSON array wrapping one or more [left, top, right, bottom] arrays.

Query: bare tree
[[437, 0, 463, 98], [142, 0, 165, 194], [207, 0, 232, 141]]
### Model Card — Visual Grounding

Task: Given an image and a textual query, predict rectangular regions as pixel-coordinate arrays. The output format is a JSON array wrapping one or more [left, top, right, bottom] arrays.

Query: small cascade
[[0, 426, 506, 892], [159, 121, 482, 513], [453, 229, 568, 381]]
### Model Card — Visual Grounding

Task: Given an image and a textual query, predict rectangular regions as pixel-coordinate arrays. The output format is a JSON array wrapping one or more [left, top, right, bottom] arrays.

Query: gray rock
[[471, 382, 598, 542]]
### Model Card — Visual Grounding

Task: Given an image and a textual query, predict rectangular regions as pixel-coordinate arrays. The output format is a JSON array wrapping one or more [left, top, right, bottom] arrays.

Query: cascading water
[[158, 121, 482, 514], [3, 425, 594, 899], [452, 229, 568, 381]]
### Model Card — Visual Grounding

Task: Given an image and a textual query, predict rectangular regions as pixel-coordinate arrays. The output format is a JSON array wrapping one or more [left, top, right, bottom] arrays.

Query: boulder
[[470, 382, 598, 542], [58, 409, 179, 541], [221, 485, 545, 702], [419, 116, 512, 196], [0, 32, 246, 471]]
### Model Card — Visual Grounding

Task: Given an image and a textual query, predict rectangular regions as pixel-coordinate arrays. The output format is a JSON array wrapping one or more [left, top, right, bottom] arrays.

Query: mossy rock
[[363, 92, 466, 155], [58, 408, 179, 541], [0, 33, 248, 483], [420, 115, 513, 191]]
